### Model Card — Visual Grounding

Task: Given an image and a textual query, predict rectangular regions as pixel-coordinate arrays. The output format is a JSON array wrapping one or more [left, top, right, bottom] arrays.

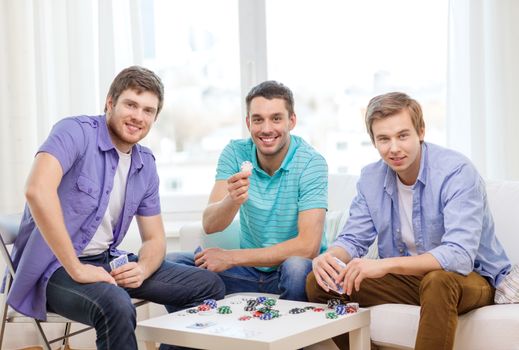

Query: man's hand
[[70, 263, 116, 285], [226, 170, 251, 205], [311, 252, 345, 292], [195, 247, 233, 272], [111, 262, 146, 288], [339, 258, 388, 295]]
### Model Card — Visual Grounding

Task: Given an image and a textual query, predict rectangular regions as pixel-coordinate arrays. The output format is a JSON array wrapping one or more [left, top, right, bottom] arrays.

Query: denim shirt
[[7, 115, 161, 320], [332, 142, 511, 287]]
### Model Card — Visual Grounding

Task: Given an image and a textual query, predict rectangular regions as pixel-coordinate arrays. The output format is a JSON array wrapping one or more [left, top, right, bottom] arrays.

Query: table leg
[[349, 325, 370, 350]]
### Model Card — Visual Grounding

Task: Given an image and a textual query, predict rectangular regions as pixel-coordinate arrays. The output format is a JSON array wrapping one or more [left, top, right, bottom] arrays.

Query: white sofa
[[179, 174, 519, 350]]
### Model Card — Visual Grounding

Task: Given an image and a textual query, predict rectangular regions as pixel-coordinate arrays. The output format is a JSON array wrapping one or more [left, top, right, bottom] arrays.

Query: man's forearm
[[202, 195, 241, 233], [137, 238, 165, 279]]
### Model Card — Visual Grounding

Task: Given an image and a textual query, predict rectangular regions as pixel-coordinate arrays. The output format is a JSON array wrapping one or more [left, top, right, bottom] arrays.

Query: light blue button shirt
[[332, 142, 511, 287]]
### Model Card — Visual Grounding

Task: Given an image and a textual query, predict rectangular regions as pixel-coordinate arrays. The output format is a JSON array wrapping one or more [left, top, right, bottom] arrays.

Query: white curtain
[[448, 0, 519, 181], [0, 0, 143, 214]]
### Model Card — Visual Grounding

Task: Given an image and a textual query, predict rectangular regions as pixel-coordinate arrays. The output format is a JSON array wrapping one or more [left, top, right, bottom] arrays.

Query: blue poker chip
[[335, 305, 347, 315], [203, 299, 217, 309]]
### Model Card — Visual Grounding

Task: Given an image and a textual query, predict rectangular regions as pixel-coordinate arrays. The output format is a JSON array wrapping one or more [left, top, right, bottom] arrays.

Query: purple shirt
[[7, 115, 161, 320]]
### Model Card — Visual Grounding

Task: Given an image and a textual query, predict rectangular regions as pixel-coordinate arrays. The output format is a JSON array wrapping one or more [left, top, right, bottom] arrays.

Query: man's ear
[[105, 96, 114, 114], [246, 116, 251, 132], [289, 113, 297, 130]]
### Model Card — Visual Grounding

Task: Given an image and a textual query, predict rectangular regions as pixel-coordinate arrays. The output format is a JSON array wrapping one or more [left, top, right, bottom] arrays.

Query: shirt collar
[[99, 115, 144, 170], [250, 135, 297, 176]]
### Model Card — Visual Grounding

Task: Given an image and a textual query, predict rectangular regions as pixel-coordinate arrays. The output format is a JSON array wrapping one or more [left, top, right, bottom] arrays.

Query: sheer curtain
[[447, 0, 519, 181], [0, 0, 142, 214]]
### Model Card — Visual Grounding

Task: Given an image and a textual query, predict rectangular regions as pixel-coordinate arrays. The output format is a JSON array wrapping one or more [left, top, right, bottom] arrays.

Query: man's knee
[[166, 251, 195, 266], [420, 270, 461, 304], [200, 269, 226, 300], [280, 256, 312, 279]]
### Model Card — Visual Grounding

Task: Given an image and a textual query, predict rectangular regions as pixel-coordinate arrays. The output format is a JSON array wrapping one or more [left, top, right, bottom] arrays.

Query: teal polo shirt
[[216, 135, 328, 272]]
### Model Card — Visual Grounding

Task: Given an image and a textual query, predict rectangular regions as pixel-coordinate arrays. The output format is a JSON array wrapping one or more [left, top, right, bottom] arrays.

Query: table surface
[[136, 293, 370, 350]]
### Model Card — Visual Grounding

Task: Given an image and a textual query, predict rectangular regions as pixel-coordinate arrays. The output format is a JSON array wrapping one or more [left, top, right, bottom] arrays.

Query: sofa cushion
[[369, 303, 519, 349], [495, 264, 519, 304]]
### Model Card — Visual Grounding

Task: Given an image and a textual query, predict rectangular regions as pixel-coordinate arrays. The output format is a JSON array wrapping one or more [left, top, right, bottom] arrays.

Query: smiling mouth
[[125, 123, 141, 132], [259, 136, 277, 144]]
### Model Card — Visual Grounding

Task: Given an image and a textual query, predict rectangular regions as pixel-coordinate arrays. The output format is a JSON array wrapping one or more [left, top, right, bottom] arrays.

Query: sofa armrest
[[178, 220, 241, 252], [179, 222, 204, 251]]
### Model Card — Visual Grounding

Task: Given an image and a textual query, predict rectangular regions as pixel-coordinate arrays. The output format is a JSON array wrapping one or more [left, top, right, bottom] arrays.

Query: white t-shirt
[[396, 176, 417, 256], [80, 149, 132, 256]]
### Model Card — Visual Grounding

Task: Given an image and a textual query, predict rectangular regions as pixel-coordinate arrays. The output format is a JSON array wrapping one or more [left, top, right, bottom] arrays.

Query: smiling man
[[8, 66, 224, 350], [168, 80, 328, 301], [306, 92, 511, 350]]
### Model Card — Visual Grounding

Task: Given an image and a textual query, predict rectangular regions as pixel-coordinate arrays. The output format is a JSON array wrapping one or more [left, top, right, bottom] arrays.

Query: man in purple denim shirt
[[8, 66, 224, 350]]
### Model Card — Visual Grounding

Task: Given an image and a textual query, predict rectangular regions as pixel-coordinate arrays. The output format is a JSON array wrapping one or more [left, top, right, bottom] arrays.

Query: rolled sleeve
[[428, 165, 486, 275]]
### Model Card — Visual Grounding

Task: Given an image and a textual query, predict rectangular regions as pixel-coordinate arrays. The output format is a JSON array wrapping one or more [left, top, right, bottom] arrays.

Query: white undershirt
[[81, 149, 132, 256], [396, 176, 417, 256]]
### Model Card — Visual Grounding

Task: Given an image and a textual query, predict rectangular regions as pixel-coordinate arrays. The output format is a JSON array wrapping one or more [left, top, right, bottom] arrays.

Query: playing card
[[109, 254, 128, 271], [187, 321, 216, 329], [194, 245, 202, 255]]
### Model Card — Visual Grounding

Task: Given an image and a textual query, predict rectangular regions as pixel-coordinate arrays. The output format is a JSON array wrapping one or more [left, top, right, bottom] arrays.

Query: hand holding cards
[[325, 256, 347, 294], [110, 254, 129, 271]]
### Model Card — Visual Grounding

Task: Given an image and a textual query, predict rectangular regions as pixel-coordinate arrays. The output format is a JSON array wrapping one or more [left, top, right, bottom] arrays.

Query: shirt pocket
[[70, 175, 99, 214]]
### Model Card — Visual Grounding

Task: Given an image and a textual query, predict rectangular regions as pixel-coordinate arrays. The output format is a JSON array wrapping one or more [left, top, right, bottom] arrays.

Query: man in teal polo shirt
[[168, 81, 328, 301]]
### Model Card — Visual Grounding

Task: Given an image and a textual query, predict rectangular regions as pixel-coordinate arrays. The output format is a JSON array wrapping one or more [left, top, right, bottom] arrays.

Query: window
[[141, 0, 241, 195], [266, 0, 448, 174], [142, 0, 448, 194]]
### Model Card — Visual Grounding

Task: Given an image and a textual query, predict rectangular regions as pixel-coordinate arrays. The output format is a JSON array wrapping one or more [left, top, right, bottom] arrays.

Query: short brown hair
[[365, 92, 424, 143], [104, 66, 164, 116], [245, 80, 295, 116]]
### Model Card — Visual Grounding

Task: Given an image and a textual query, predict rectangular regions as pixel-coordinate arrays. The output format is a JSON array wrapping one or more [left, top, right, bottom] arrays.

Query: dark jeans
[[46, 252, 225, 350], [167, 252, 312, 301]]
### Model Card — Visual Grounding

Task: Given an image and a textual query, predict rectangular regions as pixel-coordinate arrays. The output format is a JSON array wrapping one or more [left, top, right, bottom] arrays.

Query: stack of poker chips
[[217, 305, 232, 314], [346, 302, 359, 313], [327, 298, 342, 309], [244, 296, 280, 321], [198, 299, 218, 315], [326, 312, 339, 319]]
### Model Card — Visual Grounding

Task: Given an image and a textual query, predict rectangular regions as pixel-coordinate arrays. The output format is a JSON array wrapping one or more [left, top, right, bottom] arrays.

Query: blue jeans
[[46, 252, 225, 350], [166, 252, 312, 301]]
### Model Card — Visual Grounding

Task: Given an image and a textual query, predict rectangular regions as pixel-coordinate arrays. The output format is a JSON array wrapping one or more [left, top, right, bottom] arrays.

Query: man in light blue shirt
[[306, 92, 511, 350], [168, 81, 328, 301]]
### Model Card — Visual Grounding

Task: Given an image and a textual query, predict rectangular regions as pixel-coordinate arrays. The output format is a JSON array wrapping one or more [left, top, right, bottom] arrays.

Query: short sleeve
[[38, 118, 86, 174], [298, 154, 328, 211], [215, 142, 240, 181]]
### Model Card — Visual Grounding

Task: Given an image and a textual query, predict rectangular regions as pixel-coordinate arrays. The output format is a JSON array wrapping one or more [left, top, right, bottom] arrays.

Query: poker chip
[[313, 307, 325, 312], [259, 312, 274, 320], [240, 160, 253, 172], [346, 302, 359, 313], [238, 315, 252, 321], [326, 312, 338, 319], [203, 299, 218, 309], [256, 296, 267, 303], [288, 307, 306, 314], [244, 299, 259, 311], [304, 306, 315, 310], [217, 306, 232, 314], [186, 308, 199, 314], [327, 299, 342, 309], [335, 305, 347, 315], [264, 298, 276, 307], [198, 304, 211, 312]]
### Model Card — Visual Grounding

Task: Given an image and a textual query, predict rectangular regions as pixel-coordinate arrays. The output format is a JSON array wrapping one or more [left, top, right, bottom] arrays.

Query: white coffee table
[[136, 293, 370, 350]]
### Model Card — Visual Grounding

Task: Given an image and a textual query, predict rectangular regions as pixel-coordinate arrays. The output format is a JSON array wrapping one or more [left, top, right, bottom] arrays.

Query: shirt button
[[95, 216, 100, 221], [112, 166, 116, 170], [105, 190, 109, 194], [82, 239, 87, 244], [399, 248, 404, 253]]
